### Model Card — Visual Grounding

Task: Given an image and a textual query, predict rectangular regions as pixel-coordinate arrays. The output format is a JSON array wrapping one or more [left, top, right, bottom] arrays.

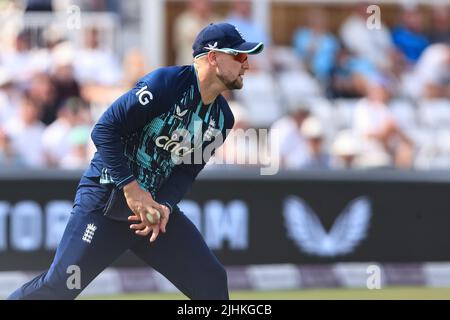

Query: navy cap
[[192, 22, 264, 59]]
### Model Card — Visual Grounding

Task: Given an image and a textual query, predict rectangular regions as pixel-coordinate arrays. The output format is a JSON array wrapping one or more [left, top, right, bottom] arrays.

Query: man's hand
[[128, 205, 170, 242], [123, 180, 170, 242], [123, 180, 163, 225]]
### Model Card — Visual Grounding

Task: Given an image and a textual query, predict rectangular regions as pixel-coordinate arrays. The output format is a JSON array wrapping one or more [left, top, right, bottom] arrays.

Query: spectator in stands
[[292, 8, 338, 85], [298, 116, 331, 169], [428, 5, 450, 44], [122, 48, 150, 89], [42, 24, 66, 49], [225, 0, 270, 46], [22, 25, 62, 77], [339, 2, 396, 72], [403, 43, 450, 100], [173, 0, 220, 65], [352, 78, 414, 169], [0, 128, 23, 167], [59, 125, 92, 169], [211, 101, 260, 169], [225, 0, 271, 71], [1, 30, 35, 84], [269, 103, 310, 169], [27, 72, 57, 125], [74, 26, 122, 86], [328, 43, 377, 98], [75, 43, 135, 109], [0, 67, 20, 125], [0, 0, 25, 53], [31, 23, 67, 71], [392, 7, 429, 65], [42, 97, 91, 168], [3, 92, 45, 167], [50, 41, 81, 112], [330, 129, 362, 169]]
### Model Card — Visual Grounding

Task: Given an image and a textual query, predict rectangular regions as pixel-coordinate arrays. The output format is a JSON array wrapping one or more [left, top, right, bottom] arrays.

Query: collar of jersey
[[192, 64, 216, 107]]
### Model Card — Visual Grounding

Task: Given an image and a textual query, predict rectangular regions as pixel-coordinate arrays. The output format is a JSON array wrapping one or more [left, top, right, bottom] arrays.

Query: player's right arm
[[91, 71, 168, 230]]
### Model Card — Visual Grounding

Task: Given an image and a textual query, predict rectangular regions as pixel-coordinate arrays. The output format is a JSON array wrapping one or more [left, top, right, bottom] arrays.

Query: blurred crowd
[[0, 0, 146, 169], [0, 0, 449, 171]]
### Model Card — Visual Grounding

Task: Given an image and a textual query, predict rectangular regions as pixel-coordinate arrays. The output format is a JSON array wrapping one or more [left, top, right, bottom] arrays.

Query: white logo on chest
[[204, 119, 216, 141], [136, 86, 153, 106], [155, 132, 194, 157], [174, 105, 188, 121]]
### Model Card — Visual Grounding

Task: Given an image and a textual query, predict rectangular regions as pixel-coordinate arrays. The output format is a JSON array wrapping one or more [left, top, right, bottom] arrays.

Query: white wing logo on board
[[283, 196, 372, 257]]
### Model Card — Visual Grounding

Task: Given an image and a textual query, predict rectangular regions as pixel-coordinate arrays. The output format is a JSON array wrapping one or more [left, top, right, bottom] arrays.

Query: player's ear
[[207, 51, 218, 66]]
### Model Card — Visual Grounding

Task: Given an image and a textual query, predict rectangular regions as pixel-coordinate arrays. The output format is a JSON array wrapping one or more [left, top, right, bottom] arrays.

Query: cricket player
[[8, 23, 263, 300]]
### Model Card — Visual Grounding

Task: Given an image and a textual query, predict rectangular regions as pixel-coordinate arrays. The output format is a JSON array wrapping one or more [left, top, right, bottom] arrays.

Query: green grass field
[[81, 287, 450, 300]]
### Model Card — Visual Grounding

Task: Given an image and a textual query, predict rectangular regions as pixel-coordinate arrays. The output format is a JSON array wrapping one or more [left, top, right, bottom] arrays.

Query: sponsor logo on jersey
[[174, 105, 188, 121], [136, 86, 153, 106], [155, 132, 194, 157]]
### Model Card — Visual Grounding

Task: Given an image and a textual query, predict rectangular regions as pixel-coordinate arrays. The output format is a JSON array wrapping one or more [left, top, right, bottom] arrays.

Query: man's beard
[[217, 72, 243, 90]]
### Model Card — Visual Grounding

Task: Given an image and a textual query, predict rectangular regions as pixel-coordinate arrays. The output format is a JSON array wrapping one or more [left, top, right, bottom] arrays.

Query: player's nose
[[242, 59, 249, 70]]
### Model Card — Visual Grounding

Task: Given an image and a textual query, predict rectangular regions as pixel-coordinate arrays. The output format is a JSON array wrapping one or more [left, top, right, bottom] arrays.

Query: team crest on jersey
[[204, 119, 216, 141]]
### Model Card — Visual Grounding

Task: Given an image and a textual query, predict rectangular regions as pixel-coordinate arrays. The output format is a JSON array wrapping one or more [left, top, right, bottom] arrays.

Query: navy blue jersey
[[86, 65, 235, 212]]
